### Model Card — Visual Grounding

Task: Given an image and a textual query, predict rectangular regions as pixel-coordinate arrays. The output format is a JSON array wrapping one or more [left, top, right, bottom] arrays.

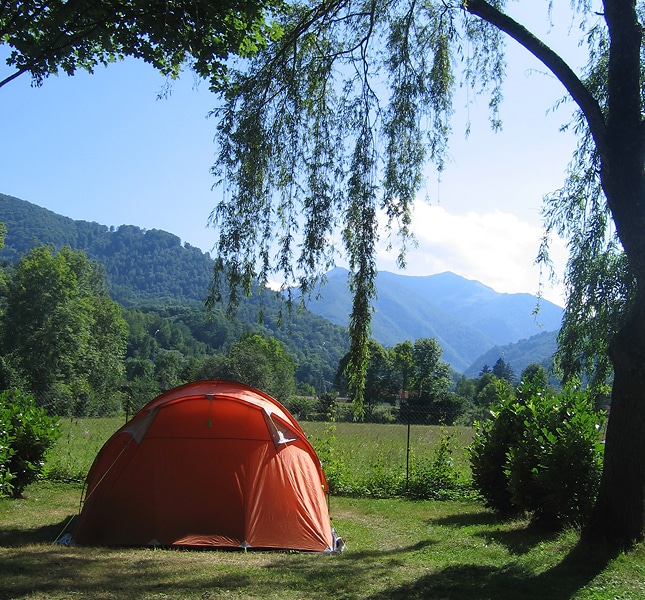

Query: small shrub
[[0, 389, 60, 498], [285, 396, 318, 421], [313, 417, 404, 498], [361, 404, 398, 424], [469, 380, 605, 529], [351, 457, 404, 498], [407, 432, 473, 500], [312, 418, 348, 494], [506, 385, 605, 528], [333, 402, 355, 423], [469, 380, 520, 514]]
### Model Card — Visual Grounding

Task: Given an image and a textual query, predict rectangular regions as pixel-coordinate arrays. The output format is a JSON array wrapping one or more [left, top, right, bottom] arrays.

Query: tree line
[[0, 234, 536, 424], [330, 338, 546, 425], [0, 239, 341, 415]]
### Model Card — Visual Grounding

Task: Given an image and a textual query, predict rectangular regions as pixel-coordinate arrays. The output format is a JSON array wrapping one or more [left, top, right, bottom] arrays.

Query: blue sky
[[1, 4, 590, 307]]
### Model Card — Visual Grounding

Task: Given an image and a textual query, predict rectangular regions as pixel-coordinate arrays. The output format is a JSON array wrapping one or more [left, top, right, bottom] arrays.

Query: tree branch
[[462, 0, 608, 157], [0, 68, 28, 89]]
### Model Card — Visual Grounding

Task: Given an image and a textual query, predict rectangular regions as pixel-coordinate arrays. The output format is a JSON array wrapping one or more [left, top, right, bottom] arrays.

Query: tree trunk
[[583, 0, 645, 544], [466, 0, 645, 547], [584, 297, 645, 545]]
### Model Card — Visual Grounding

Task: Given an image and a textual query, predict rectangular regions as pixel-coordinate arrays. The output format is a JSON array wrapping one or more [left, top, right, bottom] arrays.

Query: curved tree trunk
[[465, 0, 645, 546], [582, 0, 645, 545], [584, 299, 645, 544]]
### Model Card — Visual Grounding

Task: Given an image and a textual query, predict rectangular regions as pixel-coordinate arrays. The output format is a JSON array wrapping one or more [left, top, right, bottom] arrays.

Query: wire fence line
[[44, 393, 475, 492], [284, 395, 470, 426]]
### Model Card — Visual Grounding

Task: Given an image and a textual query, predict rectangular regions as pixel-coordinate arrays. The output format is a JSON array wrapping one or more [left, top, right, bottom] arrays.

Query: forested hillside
[[464, 330, 559, 379], [0, 193, 565, 427], [0, 193, 558, 378], [0, 193, 212, 304], [0, 193, 349, 387]]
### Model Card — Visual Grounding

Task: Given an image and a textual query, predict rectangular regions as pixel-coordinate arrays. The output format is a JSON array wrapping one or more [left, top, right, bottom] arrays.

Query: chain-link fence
[[41, 390, 475, 498], [286, 398, 475, 493]]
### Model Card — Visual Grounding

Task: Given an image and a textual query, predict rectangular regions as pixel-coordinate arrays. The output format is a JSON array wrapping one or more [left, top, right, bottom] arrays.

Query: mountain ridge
[[303, 267, 562, 372], [0, 193, 561, 374]]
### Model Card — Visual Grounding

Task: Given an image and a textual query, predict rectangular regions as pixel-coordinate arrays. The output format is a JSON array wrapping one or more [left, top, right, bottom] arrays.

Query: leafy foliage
[[223, 333, 296, 401], [507, 386, 605, 528], [0, 195, 350, 396], [0, 0, 283, 89], [336, 337, 455, 422], [406, 431, 473, 500], [313, 418, 472, 500], [0, 389, 60, 498], [470, 379, 605, 529], [1, 246, 128, 415], [468, 379, 519, 514], [541, 131, 636, 398], [209, 0, 490, 409]]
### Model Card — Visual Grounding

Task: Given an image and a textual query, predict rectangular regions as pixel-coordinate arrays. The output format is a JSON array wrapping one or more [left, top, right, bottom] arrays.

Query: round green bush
[[470, 380, 605, 529], [0, 389, 60, 498]]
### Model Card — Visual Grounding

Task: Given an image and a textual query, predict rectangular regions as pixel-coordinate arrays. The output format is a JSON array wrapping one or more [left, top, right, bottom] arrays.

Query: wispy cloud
[[376, 203, 568, 306]]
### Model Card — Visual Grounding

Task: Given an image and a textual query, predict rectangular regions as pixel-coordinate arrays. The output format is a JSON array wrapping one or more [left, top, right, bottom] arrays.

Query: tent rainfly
[[71, 380, 342, 552]]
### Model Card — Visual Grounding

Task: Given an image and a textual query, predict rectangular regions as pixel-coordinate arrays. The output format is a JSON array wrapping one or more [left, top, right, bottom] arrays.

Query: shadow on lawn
[[479, 524, 560, 556], [0, 546, 250, 599], [0, 510, 619, 600], [365, 539, 619, 600], [429, 509, 571, 556], [0, 516, 76, 547], [0, 536, 617, 600], [427, 510, 501, 527], [0, 541, 436, 600]]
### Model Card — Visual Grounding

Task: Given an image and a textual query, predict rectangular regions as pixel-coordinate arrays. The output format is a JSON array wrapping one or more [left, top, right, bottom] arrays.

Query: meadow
[[45, 417, 475, 497], [1, 418, 644, 599]]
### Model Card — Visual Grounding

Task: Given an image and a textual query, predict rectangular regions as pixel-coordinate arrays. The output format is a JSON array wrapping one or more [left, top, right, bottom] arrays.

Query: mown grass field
[[2, 418, 644, 599]]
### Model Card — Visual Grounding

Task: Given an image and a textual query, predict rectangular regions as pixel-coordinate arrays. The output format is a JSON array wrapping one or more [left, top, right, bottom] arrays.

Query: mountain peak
[[303, 268, 563, 372]]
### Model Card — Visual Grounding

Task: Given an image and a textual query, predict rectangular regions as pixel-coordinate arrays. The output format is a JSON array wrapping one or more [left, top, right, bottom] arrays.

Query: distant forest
[[0, 193, 350, 390], [0, 193, 564, 428]]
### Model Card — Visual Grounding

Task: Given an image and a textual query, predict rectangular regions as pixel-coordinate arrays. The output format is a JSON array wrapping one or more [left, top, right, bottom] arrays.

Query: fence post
[[406, 401, 411, 490]]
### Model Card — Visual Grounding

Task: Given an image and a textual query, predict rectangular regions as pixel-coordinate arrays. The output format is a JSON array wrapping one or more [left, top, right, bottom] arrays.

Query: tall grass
[[45, 416, 125, 482], [303, 421, 474, 469], [304, 421, 474, 499], [43, 417, 475, 500]]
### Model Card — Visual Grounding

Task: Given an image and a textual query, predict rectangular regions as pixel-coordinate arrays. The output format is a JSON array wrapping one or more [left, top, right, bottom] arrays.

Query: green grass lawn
[[1, 482, 644, 599], [3, 417, 643, 599]]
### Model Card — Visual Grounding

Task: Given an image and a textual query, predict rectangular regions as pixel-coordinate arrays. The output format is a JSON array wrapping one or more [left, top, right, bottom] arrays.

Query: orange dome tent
[[72, 381, 340, 552]]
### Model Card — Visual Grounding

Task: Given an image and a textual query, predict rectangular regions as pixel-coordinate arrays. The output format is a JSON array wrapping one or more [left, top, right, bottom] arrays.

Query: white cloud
[[376, 203, 568, 306]]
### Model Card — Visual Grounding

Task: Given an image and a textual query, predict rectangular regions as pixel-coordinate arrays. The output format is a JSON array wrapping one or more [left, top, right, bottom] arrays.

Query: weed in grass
[[406, 432, 475, 501]]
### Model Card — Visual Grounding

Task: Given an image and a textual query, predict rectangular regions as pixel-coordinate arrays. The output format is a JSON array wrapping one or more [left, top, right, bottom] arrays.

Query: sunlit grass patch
[[45, 417, 124, 482]]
